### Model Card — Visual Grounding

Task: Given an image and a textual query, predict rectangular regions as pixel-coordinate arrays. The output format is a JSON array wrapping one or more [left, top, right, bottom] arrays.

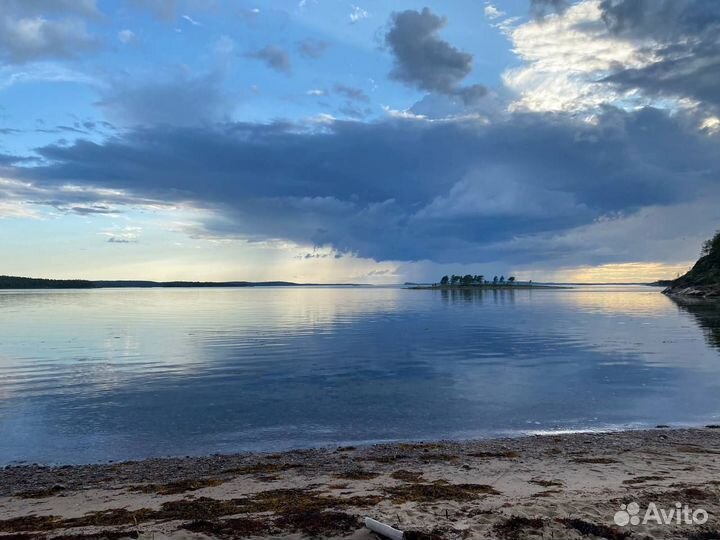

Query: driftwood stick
[[364, 517, 404, 540]]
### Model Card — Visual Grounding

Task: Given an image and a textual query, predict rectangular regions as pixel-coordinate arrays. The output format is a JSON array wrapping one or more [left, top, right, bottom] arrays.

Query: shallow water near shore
[[1, 285, 720, 465]]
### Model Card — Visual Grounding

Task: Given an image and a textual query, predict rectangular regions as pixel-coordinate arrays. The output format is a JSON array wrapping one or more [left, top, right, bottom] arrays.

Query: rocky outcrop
[[663, 231, 720, 298], [663, 284, 720, 298]]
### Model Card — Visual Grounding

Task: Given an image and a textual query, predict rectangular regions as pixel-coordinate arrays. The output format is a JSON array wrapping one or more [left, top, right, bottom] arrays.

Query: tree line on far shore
[[439, 275, 518, 286]]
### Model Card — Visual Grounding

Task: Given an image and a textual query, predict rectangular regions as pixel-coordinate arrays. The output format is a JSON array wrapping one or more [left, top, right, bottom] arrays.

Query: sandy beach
[[2, 428, 720, 539]]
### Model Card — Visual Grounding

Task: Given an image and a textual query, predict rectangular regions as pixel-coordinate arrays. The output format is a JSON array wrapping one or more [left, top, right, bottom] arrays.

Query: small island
[[409, 274, 562, 290], [663, 230, 720, 298]]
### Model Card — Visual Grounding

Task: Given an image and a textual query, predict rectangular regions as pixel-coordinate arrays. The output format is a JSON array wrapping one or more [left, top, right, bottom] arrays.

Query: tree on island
[[435, 273, 518, 287], [701, 230, 720, 256]]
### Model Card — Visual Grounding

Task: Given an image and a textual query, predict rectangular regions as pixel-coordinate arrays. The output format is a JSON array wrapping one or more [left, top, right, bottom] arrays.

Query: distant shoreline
[[0, 275, 362, 290]]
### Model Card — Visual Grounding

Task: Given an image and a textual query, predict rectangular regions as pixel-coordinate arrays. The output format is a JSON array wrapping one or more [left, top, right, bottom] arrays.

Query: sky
[[0, 0, 719, 284]]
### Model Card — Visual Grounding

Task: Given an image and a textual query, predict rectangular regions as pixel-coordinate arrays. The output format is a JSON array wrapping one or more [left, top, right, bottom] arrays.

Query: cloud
[[102, 226, 142, 244], [349, 5, 369, 24], [296, 38, 329, 59], [530, 0, 569, 19], [10, 105, 720, 267], [385, 8, 486, 103], [505, 0, 720, 115], [246, 45, 291, 74], [98, 71, 232, 127], [504, 0, 655, 112], [484, 4, 505, 20], [598, 0, 720, 111], [117, 29, 137, 45], [0, 177, 168, 219], [0, 15, 97, 64], [333, 84, 369, 102], [181, 14, 200, 26]]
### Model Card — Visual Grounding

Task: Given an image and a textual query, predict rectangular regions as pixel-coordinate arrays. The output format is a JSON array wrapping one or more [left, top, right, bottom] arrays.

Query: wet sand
[[2, 428, 720, 539]]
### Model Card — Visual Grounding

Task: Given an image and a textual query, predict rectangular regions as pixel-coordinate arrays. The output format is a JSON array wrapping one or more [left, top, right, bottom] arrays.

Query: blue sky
[[1, 0, 719, 283]]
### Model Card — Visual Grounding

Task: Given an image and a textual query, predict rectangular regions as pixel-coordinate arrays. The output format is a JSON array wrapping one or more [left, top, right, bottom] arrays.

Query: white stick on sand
[[364, 517, 404, 540]]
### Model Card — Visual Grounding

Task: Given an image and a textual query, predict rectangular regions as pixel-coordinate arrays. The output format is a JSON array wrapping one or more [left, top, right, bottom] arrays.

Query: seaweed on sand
[[156, 497, 245, 520], [390, 469, 424, 482], [275, 510, 359, 536], [622, 475, 665, 485], [494, 516, 545, 540], [467, 450, 519, 459], [128, 478, 225, 495], [182, 517, 268, 538], [528, 479, 563, 487], [224, 462, 300, 475], [244, 488, 382, 514], [16, 485, 66, 499], [384, 482, 499, 503], [333, 469, 380, 480], [0, 516, 64, 533], [560, 518, 630, 540], [571, 457, 620, 464]]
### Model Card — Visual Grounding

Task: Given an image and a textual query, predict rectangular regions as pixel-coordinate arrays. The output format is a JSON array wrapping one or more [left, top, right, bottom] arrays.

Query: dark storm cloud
[[246, 45, 292, 74], [385, 8, 486, 102], [0, 152, 32, 165], [12, 106, 720, 265], [599, 0, 720, 109]]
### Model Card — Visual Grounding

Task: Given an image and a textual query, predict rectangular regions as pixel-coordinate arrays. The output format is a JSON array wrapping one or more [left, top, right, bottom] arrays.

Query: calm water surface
[[1, 286, 720, 465]]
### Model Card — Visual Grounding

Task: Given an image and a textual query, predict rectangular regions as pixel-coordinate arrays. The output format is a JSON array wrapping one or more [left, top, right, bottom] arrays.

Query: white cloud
[[0, 62, 98, 90], [700, 117, 720, 135], [0, 200, 38, 219], [349, 5, 369, 24], [101, 226, 142, 244], [181, 14, 200, 26], [117, 29, 136, 44], [503, 0, 658, 112], [484, 3, 505, 20], [382, 105, 426, 120], [0, 15, 96, 63]]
